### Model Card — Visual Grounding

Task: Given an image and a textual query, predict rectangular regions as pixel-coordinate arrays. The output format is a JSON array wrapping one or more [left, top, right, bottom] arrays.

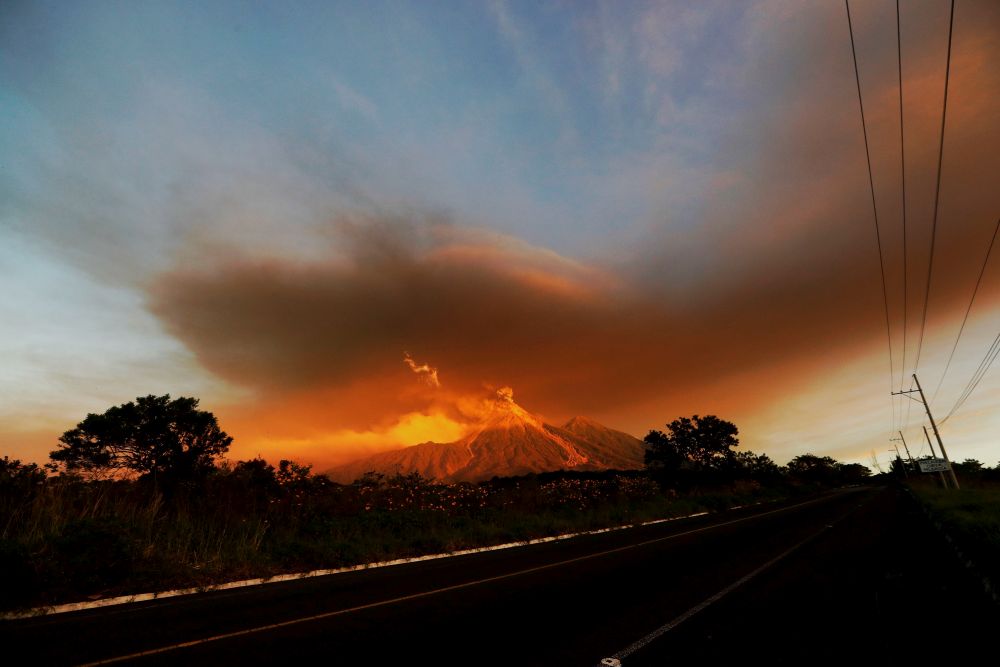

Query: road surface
[[3, 486, 996, 665]]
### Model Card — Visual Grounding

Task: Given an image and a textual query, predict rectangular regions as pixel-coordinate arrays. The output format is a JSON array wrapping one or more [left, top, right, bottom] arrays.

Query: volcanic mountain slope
[[326, 389, 647, 483], [560, 415, 649, 470]]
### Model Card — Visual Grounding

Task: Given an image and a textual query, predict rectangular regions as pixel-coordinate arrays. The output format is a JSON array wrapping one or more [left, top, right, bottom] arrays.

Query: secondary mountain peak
[[562, 415, 602, 429]]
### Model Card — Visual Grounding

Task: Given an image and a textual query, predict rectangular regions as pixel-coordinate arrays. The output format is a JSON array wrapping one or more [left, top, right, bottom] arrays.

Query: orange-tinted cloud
[[147, 1, 999, 468], [150, 209, 996, 469]]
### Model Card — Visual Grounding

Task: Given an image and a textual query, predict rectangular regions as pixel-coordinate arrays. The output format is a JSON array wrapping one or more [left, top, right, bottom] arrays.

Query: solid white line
[[74, 492, 857, 666], [600, 491, 874, 664]]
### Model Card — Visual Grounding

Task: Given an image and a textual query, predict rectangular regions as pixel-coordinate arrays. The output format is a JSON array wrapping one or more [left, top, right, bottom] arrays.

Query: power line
[[845, 0, 895, 435], [896, 0, 909, 395], [941, 332, 1000, 425], [913, 0, 956, 374], [930, 217, 1000, 405], [902, 375, 915, 434]]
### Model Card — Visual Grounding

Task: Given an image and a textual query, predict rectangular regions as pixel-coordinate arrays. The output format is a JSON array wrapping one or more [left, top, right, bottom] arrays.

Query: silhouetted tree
[[983, 461, 1000, 482], [229, 457, 279, 507], [0, 456, 46, 492], [644, 415, 740, 472], [276, 459, 313, 486], [233, 457, 278, 488], [733, 451, 780, 478], [786, 453, 864, 485], [838, 462, 872, 484], [643, 430, 684, 474], [953, 458, 984, 475], [888, 456, 908, 478], [49, 395, 231, 483]]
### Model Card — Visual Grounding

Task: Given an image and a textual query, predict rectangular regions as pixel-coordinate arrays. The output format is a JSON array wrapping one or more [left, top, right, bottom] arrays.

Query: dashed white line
[[598, 491, 874, 665]]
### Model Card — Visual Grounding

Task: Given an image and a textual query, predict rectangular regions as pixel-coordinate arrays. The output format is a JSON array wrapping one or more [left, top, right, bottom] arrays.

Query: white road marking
[[599, 491, 875, 665], [72, 491, 862, 666]]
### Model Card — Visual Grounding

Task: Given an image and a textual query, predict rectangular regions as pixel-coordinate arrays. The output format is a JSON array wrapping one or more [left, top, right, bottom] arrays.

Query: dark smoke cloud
[[149, 0, 999, 446]]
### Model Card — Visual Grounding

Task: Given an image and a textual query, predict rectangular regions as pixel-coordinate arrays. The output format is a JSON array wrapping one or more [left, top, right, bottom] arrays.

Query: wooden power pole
[[890, 431, 914, 477], [895, 431, 914, 463], [893, 373, 959, 489]]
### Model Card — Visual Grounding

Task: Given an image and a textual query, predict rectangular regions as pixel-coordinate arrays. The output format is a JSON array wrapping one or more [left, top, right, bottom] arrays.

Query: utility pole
[[923, 426, 949, 489], [922, 425, 937, 458], [891, 432, 915, 476], [889, 446, 907, 478], [895, 431, 914, 463], [893, 373, 959, 489], [913, 373, 959, 490]]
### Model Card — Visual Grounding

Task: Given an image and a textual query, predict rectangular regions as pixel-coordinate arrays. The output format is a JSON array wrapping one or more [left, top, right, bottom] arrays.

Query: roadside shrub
[[48, 519, 134, 594], [0, 539, 36, 607]]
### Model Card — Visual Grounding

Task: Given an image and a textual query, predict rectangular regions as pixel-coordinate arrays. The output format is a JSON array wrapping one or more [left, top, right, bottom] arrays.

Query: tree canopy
[[786, 454, 871, 485], [644, 415, 740, 472], [49, 395, 232, 482]]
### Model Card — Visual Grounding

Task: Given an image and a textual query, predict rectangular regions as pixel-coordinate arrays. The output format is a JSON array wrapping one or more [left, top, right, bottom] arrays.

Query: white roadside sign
[[918, 458, 951, 473]]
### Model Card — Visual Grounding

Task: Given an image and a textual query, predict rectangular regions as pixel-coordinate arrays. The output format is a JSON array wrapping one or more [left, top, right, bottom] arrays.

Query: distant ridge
[[326, 389, 647, 483]]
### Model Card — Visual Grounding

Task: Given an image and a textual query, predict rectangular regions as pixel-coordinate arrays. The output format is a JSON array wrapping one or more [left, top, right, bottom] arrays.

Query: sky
[[2, 0, 998, 473]]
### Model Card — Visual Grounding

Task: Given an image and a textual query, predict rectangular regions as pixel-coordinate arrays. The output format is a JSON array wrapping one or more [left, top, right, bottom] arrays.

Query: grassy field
[[1, 470, 802, 611], [909, 478, 1000, 590]]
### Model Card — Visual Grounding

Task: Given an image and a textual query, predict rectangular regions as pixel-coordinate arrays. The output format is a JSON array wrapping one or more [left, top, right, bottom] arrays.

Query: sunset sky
[[2, 0, 998, 473]]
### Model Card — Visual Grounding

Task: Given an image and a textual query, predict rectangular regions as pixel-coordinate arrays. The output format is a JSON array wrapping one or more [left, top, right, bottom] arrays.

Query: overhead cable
[[931, 217, 1000, 406], [941, 332, 1000, 425], [845, 0, 896, 435], [913, 0, 956, 374], [896, 0, 909, 394]]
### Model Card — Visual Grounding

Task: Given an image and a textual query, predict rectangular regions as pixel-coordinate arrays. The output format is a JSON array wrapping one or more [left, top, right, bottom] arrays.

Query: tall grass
[[0, 467, 807, 610], [909, 477, 1000, 587]]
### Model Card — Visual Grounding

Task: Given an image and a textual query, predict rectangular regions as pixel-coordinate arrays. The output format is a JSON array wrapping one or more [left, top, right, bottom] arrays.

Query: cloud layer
[[4, 1, 998, 470], [147, 1, 1000, 468]]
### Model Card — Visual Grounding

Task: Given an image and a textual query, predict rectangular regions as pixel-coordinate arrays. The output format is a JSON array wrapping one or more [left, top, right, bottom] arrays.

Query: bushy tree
[[276, 459, 314, 486], [643, 430, 684, 473], [786, 455, 872, 486], [0, 456, 46, 489], [644, 415, 740, 472], [838, 462, 872, 484], [233, 457, 278, 488], [889, 456, 908, 477], [733, 451, 780, 477], [49, 395, 232, 482], [953, 458, 984, 475]]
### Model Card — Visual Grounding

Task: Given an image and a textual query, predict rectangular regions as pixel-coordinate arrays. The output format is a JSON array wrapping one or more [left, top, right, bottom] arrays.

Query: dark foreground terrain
[[3, 486, 995, 666]]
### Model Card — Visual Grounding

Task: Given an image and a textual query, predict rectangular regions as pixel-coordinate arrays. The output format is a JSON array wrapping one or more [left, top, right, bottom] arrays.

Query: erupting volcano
[[327, 388, 647, 483]]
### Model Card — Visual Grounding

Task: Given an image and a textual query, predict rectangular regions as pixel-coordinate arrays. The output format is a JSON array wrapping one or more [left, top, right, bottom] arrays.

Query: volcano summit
[[327, 389, 647, 483]]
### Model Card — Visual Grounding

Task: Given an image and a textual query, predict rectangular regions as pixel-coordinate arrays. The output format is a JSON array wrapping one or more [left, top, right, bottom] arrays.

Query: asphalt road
[[4, 486, 996, 666]]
